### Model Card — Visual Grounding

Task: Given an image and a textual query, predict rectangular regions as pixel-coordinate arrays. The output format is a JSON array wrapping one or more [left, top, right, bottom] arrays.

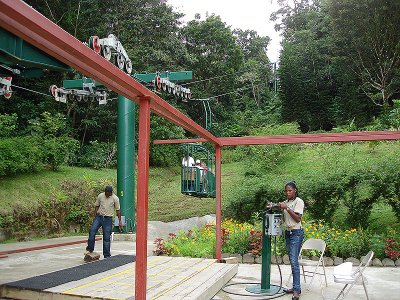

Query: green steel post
[[261, 216, 271, 290], [246, 213, 281, 295], [116, 95, 136, 233]]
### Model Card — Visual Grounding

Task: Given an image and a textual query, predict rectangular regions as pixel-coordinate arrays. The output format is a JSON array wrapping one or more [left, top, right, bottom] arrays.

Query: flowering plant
[[385, 238, 400, 260], [304, 221, 367, 258]]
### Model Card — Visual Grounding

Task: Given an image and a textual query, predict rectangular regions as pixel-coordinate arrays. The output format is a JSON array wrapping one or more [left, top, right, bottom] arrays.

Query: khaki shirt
[[95, 192, 120, 217], [283, 197, 304, 230]]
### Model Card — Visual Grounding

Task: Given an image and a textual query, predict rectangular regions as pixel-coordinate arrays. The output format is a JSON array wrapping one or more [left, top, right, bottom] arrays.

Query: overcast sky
[[168, 0, 282, 62]]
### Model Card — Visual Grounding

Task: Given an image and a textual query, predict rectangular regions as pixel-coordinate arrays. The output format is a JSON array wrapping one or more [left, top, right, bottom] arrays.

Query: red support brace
[[215, 145, 222, 261], [135, 96, 151, 300]]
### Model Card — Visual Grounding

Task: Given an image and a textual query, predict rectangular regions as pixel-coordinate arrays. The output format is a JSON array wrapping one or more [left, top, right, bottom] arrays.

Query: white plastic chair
[[287, 238, 328, 290], [333, 250, 374, 300]]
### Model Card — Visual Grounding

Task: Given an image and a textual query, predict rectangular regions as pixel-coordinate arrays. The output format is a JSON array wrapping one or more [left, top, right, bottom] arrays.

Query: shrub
[[0, 134, 79, 176], [28, 111, 69, 137], [367, 202, 398, 234], [0, 178, 115, 239], [79, 140, 117, 169], [368, 234, 386, 259], [154, 220, 258, 258], [304, 222, 368, 258], [227, 140, 400, 229], [163, 227, 216, 258], [152, 218, 395, 262], [222, 219, 254, 255], [385, 238, 400, 260], [0, 113, 18, 137], [41, 137, 79, 170], [65, 206, 90, 227], [0, 215, 14, 229], [384, 229, 400, 260], [0, 136, 43, 176], [225, 177, 283, 222]]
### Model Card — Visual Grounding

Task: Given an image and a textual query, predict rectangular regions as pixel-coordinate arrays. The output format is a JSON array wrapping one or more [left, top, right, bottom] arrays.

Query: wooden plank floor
[[3, 256, 237, 300]]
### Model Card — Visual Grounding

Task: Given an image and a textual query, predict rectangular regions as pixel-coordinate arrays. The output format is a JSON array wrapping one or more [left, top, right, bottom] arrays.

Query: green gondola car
[[181, 143, 216, 198]]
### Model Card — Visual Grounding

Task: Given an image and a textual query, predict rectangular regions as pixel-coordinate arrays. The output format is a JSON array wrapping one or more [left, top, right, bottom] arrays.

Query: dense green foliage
[[1, 0, 399, 171], [226, 138, 400, 229], [274, 0, 400, 131], [0, 111, 78, 175], [0, 177, 115, 239], [0, 136, 44, 175]]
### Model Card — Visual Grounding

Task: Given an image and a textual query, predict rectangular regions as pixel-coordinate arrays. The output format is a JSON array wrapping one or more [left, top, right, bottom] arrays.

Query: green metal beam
[[135, 71, 192, 83], [0, 28, 71, 76], [62, 79, 104, 89], [62, 71, 193, 88]]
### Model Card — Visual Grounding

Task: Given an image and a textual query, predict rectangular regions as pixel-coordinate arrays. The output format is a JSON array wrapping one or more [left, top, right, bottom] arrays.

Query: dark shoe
[[283, 288, 293, 294], [292, 292, 300, 300]]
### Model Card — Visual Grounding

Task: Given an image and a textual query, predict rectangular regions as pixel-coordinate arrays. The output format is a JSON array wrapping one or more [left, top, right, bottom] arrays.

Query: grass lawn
[[1, 167, 116, 213], [1, 162, 245, 222]]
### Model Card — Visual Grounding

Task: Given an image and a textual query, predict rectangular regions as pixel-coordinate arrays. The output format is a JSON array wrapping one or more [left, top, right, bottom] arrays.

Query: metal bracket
[[0, 77, 12, 99], [88, 34, 132, 74], [49, 84, 108, 105], [153, 73, 191, 102]]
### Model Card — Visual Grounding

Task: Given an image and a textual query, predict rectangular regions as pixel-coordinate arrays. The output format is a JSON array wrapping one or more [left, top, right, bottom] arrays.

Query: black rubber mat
[[4, 254, 135, 291]]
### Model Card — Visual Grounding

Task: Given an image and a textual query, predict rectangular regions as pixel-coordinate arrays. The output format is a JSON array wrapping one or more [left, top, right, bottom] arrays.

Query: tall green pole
[[261, 216, 271, 290], [116, 95, 136, 233], [246, 212, 281, 295]]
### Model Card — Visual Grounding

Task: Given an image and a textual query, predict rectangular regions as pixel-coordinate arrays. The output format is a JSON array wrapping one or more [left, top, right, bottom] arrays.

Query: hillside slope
[[2, 140, 399, 224]]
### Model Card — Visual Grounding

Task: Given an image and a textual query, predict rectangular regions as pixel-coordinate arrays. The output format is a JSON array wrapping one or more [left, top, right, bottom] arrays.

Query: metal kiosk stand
[[246, 206, 283, 295]]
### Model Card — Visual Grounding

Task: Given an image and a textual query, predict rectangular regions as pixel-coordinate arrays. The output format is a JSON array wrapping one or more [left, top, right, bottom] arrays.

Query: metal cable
[[0, 64, 20, 74], [180, 73, 233, 86], [11, 84, 52, 97]]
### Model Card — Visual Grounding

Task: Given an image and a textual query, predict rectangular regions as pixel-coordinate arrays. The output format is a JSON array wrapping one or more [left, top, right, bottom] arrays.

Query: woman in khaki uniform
[[279, 181, 304, 300]]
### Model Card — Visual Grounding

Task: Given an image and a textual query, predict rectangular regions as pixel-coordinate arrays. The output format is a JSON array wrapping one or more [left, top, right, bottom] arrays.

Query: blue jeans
[[86, 214, 113, 258], [285, 229, 304, 293]]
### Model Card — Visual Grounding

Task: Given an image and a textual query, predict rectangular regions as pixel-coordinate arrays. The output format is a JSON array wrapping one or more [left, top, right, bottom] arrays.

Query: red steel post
[[215, 145, 222, 261], [135, 96, 151, 299]]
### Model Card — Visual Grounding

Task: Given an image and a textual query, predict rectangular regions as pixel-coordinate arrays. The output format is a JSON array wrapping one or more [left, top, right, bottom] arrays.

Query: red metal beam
[[136, 96, 151, 300], [215, 145, 222, 262], [218, 131, 400, 146], [153, 131, 400, 146], [0, 0, 220, 147], [0, 237, 101, 256], [153, 138, 207, 145]]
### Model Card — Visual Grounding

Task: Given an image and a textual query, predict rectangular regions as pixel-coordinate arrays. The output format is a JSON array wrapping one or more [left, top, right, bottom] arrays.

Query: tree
[[328, 0, 400, 108], [271, 0, 381, 130], [21, 0, 190, 144], [233, 29, 272, 110], [181, 15, 244, 128], [270, 0, 320, 35], [277, 1, 339, 131]]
